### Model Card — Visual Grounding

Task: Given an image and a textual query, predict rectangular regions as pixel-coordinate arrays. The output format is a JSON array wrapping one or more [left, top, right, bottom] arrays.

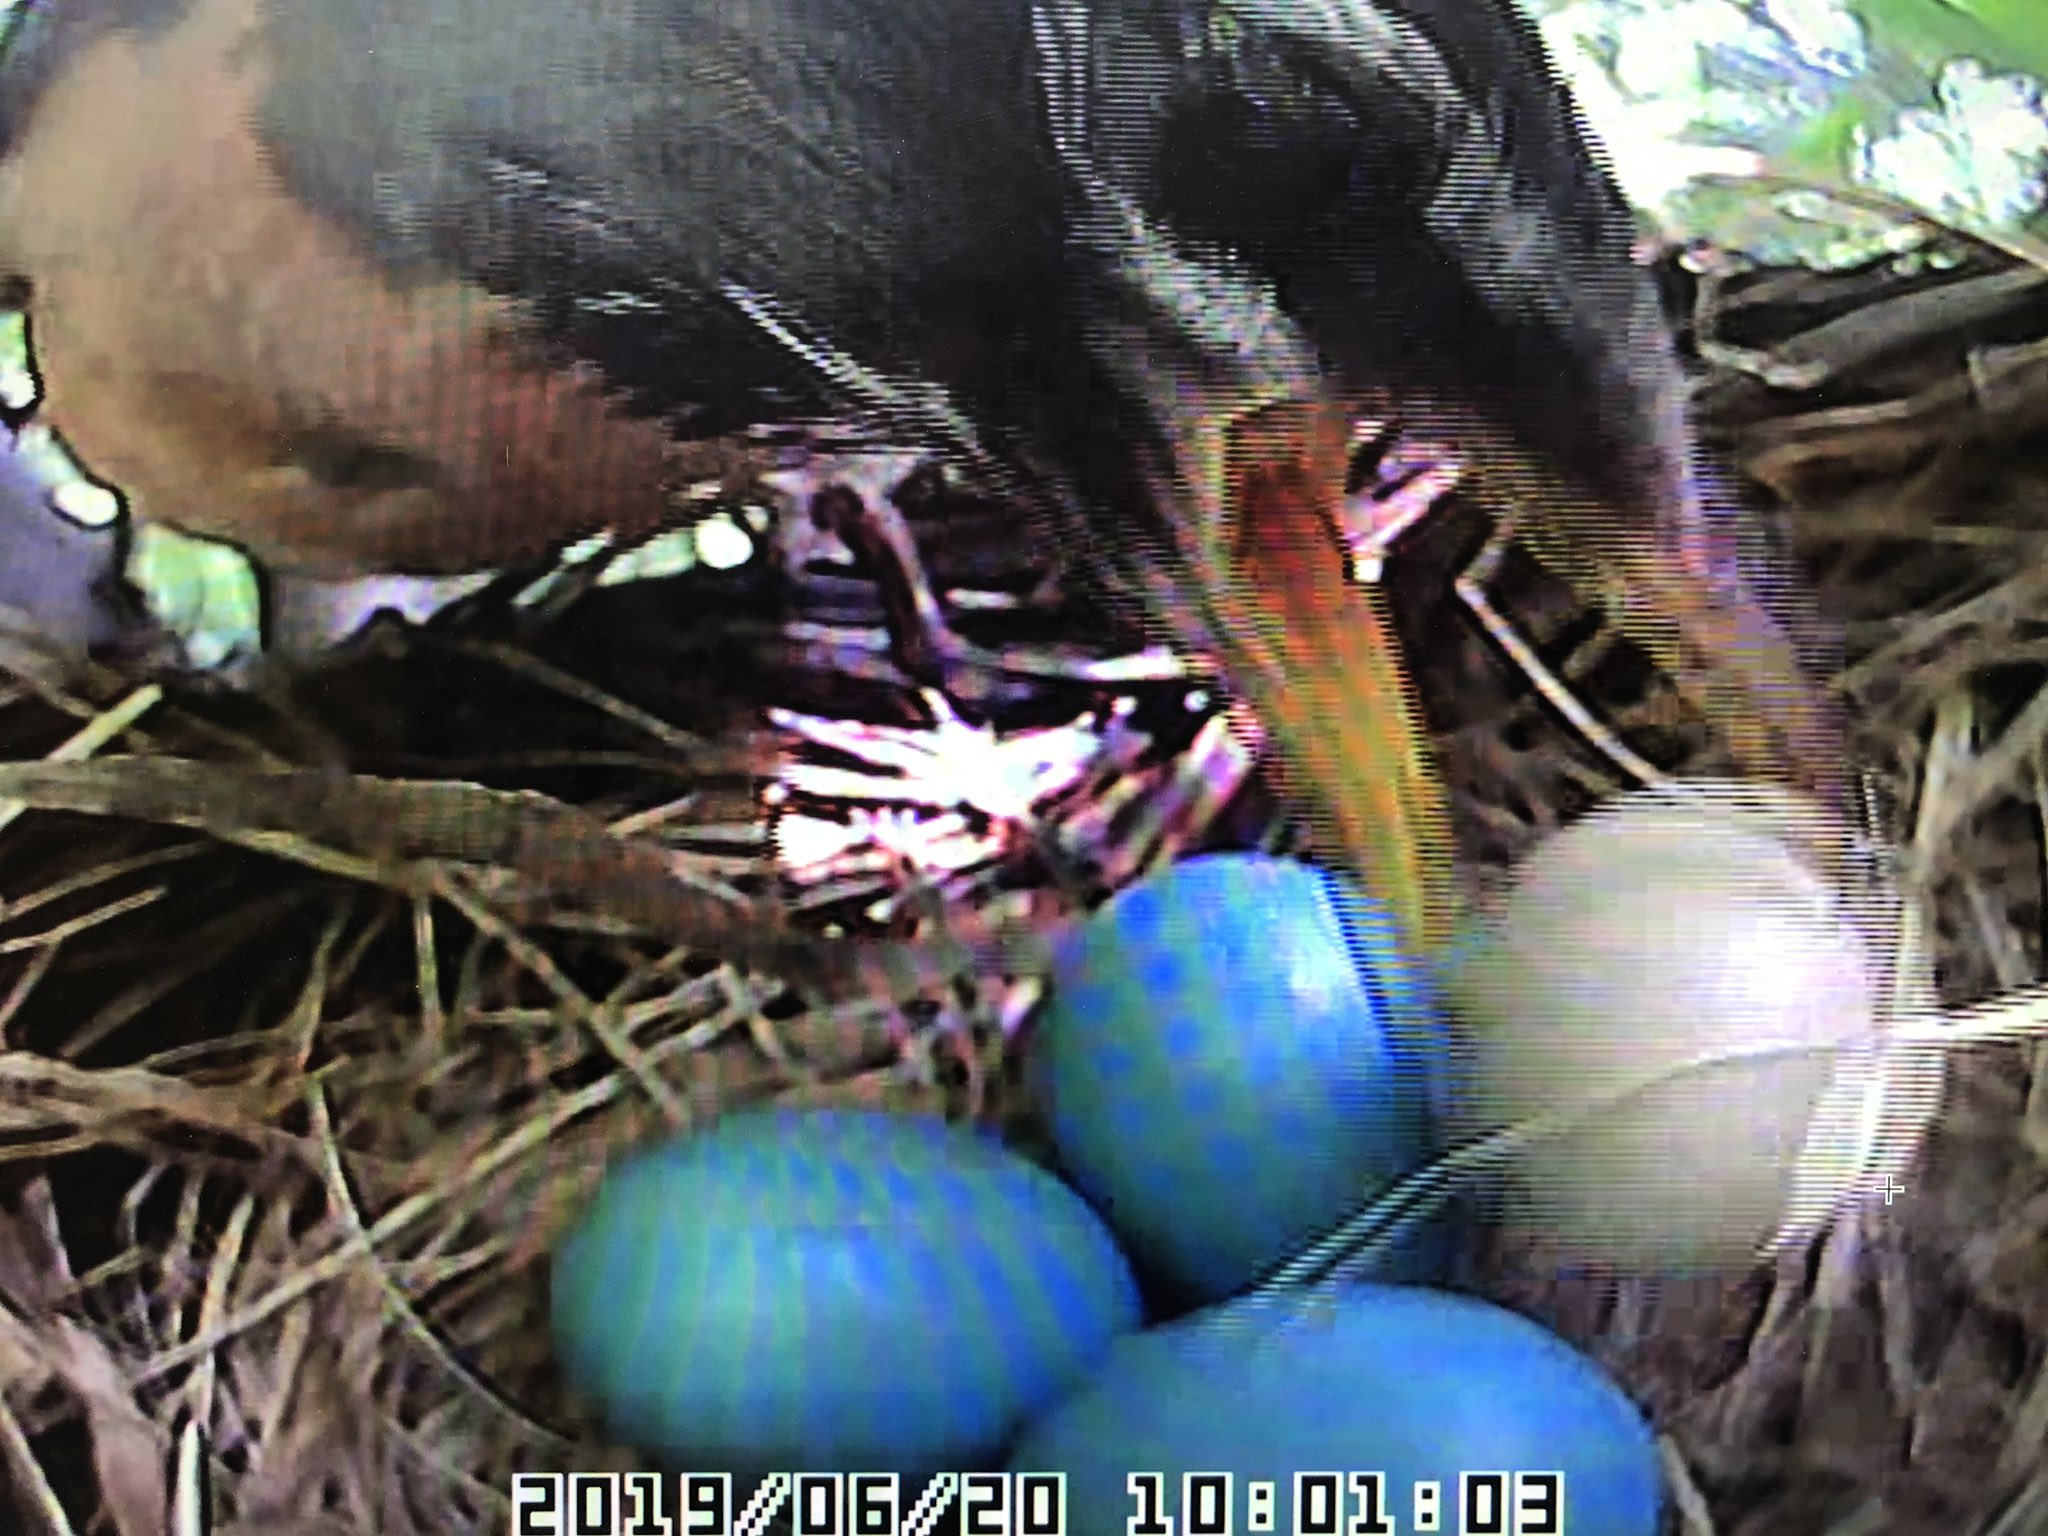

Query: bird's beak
[[1195, 394, 1459, 957], [1183, 381, 1854, 957]]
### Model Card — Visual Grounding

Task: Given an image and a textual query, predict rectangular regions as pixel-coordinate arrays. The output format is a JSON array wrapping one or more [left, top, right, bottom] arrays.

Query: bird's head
[[1033, 0, 1844, 948], [1045, 0, 1688, 518]]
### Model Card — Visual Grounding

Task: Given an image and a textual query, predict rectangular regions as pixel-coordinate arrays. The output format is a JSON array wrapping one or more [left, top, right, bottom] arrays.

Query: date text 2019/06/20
[[509, 1467, 1572, 1536]]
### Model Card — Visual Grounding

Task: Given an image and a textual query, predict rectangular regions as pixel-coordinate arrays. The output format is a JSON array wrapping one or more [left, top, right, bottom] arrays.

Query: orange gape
[[1203, 395, 1852, 961], [1216, 404, 1459, 959]]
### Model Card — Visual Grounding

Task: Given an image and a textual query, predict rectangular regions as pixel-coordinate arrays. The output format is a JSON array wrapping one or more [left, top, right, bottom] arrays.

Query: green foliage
[[1526, 0, 2048, 264]]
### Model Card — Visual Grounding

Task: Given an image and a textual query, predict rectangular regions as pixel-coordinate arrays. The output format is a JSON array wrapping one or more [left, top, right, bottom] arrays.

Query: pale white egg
[[1443, 779, 1939, 1271]]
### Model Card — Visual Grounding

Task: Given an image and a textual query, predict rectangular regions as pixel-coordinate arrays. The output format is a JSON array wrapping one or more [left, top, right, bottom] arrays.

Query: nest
[[5, 233, 2048, 1536]]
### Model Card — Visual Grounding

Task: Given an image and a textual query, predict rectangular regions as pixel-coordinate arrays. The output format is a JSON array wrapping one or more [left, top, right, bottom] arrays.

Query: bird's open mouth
[[1208, 399, 1458, 955], [1199, 368, 1861, 953]]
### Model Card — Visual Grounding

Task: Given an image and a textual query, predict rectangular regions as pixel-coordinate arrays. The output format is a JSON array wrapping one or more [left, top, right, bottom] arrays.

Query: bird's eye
[[280, 426, 438, 494], [1153, 42, 1448, 256], [1155, 64, 1360, 250]]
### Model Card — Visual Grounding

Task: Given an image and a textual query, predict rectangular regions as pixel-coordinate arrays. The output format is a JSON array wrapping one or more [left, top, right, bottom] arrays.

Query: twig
[[1456, 530, 1665, 786]]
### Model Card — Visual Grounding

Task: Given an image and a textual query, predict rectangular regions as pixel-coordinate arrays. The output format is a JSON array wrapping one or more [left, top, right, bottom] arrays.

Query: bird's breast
[[0, 0, 755, 577]]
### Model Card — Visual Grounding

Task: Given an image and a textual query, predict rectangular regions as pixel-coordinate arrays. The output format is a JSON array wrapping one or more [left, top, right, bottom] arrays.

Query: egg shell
[[1443, 779, 1896, 1270], [1008, 1285, 1663, 1536], [1033, 853, 1445, 1304], [549, 1108, 1142, 1476]]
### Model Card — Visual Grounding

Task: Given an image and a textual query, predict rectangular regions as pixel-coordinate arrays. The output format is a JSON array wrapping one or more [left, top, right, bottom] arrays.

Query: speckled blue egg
[[1009, 1286, 1663, 1536], [1034, 853, 1445, 1303], [550, 1108, 1142, 1477]]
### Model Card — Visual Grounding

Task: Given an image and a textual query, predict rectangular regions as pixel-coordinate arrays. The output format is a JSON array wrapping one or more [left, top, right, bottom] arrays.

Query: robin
[[0, 0, 1850, 953]]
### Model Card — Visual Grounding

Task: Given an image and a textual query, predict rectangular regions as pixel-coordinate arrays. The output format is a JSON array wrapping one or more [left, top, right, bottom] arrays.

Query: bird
[[0, 0, 1851, 956]]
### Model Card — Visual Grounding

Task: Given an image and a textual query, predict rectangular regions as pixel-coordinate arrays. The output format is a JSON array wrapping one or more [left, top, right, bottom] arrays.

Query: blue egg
[[550, 1108, 1142, 1476], [1009, 1286, 1663, 1536], [1034, 853, 1445, 1303]]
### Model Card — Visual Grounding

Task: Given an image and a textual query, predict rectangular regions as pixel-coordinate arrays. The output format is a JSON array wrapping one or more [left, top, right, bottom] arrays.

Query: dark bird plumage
[[0, 0, 1851, 948]]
